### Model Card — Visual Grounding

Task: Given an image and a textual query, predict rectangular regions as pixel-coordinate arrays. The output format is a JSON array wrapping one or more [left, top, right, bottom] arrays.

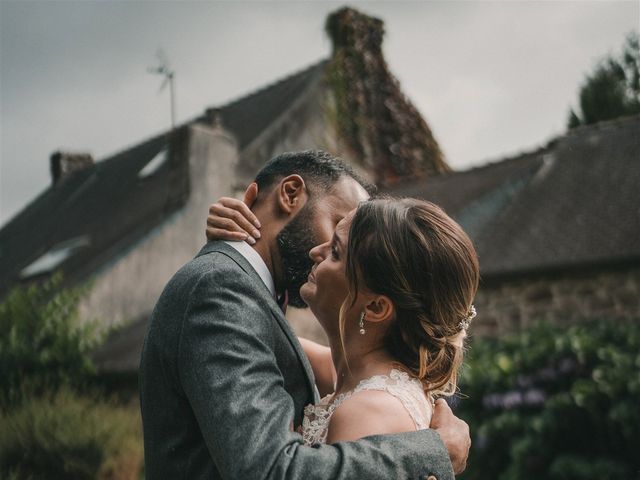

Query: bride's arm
[[298, 338, 336, 397], [326, 392, 417, 443]]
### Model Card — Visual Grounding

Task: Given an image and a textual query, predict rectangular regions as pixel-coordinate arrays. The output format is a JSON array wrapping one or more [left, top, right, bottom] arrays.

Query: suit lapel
[[264, 296, 320, 404], [196, 241, 319, 403]]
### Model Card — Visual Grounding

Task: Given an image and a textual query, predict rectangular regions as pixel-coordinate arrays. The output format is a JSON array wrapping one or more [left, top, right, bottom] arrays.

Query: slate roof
[[89, 114, 639, 372], [388, 114, 640, 279], [0, 60, 328, 296], [0, 132, 179, 294], [206, 60, 327, 148]]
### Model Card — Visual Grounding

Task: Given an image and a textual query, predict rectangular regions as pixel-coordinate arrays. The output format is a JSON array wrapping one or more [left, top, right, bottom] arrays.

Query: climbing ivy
[[325, 7, 450, 186]]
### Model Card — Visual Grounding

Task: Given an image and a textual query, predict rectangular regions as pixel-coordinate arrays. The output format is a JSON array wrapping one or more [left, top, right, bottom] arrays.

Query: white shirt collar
[[224, 240, 276, 297]]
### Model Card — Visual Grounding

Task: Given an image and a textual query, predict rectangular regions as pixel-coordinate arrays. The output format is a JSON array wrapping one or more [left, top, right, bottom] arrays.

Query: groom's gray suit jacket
[[140, 241, 454, 480]]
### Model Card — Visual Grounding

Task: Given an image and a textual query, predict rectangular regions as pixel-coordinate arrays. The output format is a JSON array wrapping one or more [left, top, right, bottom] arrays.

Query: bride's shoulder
[[325, 389, 416, 443]]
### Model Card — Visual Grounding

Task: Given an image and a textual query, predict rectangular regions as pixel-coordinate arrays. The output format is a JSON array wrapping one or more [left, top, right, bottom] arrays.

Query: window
[[20, 236, 90, 278]]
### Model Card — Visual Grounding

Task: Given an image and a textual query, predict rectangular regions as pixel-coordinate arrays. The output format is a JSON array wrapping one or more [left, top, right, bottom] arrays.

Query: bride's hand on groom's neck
[[206, 183, 262, 244], [430, 398, 470, 475]]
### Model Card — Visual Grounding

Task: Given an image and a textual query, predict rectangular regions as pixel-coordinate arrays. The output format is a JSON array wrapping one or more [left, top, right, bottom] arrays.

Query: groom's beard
[[276, 203, 317, 308]]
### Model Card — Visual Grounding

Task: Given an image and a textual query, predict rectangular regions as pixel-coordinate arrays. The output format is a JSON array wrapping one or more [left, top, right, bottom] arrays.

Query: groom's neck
[[249, 204, 286, 294]]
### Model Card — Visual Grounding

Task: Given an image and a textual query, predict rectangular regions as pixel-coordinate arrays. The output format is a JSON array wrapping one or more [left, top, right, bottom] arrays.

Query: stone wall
[[471, 266, 640, 337], [287, 266, 640, 345], [234, 80, 373, 195], [80, 84, 368, 334]]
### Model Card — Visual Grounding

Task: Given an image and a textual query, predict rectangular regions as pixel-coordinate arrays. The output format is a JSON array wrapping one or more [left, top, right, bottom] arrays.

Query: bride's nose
[[309, 242, 328, 263]]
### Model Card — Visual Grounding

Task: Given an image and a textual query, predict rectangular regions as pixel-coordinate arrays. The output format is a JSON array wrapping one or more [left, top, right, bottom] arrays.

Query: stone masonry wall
[[288, 266, 640, 345], [471, 266, 640, 338], [234, 80, 372, 195]]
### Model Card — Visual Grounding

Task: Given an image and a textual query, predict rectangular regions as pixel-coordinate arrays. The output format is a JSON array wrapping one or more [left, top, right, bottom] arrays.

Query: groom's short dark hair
[[255, 150, 376, 198]]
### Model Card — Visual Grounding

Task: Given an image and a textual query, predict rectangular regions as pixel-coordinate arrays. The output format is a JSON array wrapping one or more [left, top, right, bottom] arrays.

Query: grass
[[0, 390, 143, 480]]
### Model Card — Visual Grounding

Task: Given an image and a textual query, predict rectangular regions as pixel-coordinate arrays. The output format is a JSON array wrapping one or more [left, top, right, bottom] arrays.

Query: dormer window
[[20, 236, 90, 279], [138, 148, 168, 179]]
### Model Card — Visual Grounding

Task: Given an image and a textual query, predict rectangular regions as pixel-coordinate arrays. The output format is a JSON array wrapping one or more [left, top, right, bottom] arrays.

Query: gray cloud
[[1, 0, 637, 226]]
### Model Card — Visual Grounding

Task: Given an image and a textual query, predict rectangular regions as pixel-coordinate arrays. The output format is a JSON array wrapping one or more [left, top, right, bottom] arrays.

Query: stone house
[[0, 8, 638, 370], [389, 114, 640, 337], [0, 8, 448, 369]]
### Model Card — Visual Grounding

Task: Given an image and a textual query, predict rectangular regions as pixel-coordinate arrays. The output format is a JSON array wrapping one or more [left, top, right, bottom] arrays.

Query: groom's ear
[[276, 174, 308, 215], [243, 182, 259, 208]]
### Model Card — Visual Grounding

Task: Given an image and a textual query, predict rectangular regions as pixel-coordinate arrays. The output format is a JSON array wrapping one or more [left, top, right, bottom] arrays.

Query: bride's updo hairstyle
[[341, 198, 479, 396]]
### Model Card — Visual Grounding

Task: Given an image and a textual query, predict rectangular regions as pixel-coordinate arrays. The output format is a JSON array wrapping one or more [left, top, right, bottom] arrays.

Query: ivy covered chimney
[[325, 7, 450, 186]]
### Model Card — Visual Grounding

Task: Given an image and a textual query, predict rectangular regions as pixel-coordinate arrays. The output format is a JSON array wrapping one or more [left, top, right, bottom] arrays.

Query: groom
[[140, 151, 470, 479]]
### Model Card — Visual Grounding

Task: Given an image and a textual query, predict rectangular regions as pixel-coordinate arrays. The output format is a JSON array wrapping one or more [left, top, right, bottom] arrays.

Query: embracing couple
[[139, 150, 479, 479]]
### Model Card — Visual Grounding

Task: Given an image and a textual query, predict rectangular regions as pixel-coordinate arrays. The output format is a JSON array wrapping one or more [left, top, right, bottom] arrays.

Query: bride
[[207, 196, 479, 445]]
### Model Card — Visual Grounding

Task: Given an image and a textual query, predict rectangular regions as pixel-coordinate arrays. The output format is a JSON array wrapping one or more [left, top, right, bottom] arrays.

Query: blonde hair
[[339, 198, 479, 396]]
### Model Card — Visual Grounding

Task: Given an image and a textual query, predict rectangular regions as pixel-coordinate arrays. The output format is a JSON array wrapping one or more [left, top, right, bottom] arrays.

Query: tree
[[0, 277, 144, 479], [568, 31, 640, 129], [0, 275, 99, 409]]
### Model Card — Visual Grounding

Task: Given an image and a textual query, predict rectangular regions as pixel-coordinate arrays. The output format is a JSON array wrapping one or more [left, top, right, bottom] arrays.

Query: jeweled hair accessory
[[458, 305, 476, 331]]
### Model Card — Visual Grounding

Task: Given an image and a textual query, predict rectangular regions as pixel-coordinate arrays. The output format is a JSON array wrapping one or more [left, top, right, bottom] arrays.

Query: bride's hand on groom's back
[[430, 398, 471, 475], [206, 182, 262, 244]]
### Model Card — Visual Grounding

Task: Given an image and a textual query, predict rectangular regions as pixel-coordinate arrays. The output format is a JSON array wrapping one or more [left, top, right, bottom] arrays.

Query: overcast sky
[[1, 0, 637, 227]]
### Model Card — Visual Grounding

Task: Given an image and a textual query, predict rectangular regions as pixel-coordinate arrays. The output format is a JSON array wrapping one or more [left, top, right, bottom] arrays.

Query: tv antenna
[[148, 48, 176, 129]]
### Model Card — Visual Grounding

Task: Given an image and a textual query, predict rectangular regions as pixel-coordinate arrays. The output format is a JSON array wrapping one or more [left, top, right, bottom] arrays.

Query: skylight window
[[20, 236, 90, 279], [138, 148, 168, 179]]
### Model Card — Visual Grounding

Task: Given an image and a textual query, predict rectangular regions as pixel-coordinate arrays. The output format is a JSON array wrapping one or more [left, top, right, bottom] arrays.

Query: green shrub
[[0, 390, 142, 480], [458, 320, 640, 480], [0, 275, 100, 409]]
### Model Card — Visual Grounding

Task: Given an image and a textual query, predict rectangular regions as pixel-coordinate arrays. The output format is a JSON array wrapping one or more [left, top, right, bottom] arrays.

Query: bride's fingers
[[208, 203, 261, 239], [206, 216, 257, 244], [207, 215, 251, 234], [206, 225, 255, 244], [218, 197, 261, 229]]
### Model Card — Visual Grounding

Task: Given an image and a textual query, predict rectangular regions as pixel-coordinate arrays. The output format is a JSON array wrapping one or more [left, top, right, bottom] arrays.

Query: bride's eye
[[331, 245, 339, 260]]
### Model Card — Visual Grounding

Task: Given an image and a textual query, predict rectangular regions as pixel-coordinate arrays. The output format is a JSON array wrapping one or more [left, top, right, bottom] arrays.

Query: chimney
[[325, 7, 450, 187], [205, 107, 224, 129], [50, 151, 95, 185], [326, 6, 384, 55]]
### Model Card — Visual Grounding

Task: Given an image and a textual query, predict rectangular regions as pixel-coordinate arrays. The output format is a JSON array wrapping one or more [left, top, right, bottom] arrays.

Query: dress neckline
[[325, 368, 423, 407], [302, 367, 433, 446]]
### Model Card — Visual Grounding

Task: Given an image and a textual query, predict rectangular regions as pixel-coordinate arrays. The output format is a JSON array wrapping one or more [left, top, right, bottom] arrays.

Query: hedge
[[457, 320, 640, 480]]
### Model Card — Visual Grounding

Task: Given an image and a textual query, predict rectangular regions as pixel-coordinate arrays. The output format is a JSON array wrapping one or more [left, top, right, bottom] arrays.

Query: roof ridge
[[212, 58, 328, 111], [441, 114, 640, 178], [563, 113, 640, 137], [387, 147, 547, 192], [93, 59, 329, 166], [451, 114, 640, 177], [98, 130, 169, 164], [456, 145, 549, 175]]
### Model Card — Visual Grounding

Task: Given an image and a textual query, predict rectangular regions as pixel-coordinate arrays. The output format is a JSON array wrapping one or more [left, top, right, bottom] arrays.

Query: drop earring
[[359, 312, 366, 335]]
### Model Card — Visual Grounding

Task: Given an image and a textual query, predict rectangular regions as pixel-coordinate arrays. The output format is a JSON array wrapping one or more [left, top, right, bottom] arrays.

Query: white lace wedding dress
[[301, 368, 433, 446]]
